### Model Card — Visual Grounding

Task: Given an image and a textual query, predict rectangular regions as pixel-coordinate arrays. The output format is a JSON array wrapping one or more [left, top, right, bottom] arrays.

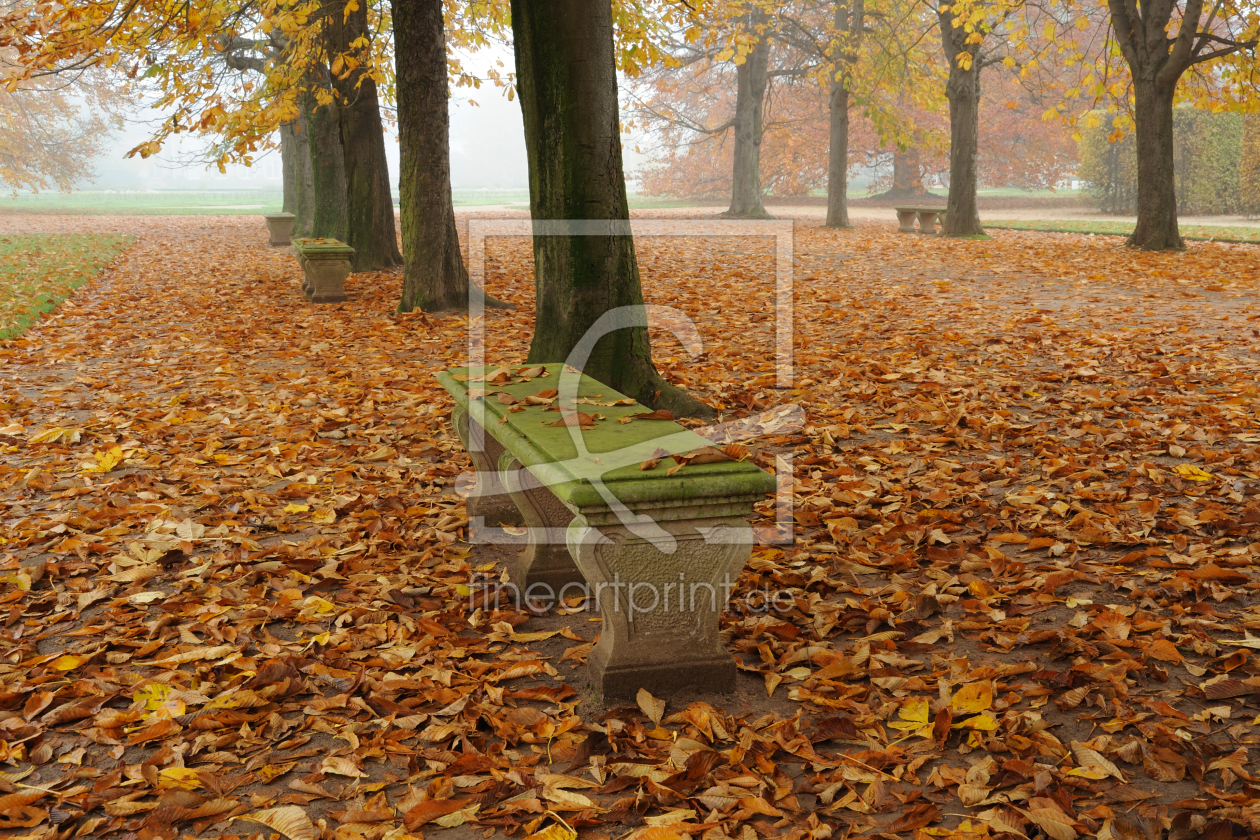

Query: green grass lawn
[[985, 219, 1260, 244], [0, 234, 133, 340], [0, 191, 285, 215]]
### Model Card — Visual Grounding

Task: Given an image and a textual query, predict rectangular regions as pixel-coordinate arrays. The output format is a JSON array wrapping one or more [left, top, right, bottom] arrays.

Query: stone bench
[[264, 212, 296, 246], [292, 238, 353, 304], [438, 363, 776, 698], [894, 206, 947, 234]]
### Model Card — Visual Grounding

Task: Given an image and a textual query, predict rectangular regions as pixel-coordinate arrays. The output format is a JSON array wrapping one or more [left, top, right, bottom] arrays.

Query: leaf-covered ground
[[0, 212, 1259, 840], [0, 234, 133, 340]]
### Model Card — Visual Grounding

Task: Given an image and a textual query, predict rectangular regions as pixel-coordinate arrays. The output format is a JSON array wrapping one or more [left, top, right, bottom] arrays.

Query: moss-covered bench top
[[437, 364, 775, 512], [292, 238, 354, 259]]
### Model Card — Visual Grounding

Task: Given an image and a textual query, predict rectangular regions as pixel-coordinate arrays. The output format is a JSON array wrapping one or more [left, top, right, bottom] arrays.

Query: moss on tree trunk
[[327, 0, 403, 271], [510, 0, 711, 419], [280, 115, 316, 237], [303, 67, 348, 243]]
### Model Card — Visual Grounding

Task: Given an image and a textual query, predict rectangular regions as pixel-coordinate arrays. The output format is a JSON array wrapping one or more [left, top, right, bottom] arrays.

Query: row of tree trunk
[[725, 0, 1194, 249], [279, 0, 401, 272]]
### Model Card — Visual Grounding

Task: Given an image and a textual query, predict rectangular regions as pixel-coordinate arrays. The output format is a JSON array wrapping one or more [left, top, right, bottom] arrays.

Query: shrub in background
[[1078, 112, 1137, 214], [1079, 107, 1242, 216], [1243, 114, 1260, 218]]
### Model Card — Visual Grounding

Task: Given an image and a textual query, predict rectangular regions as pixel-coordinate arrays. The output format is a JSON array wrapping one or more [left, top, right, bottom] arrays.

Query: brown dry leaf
[[404, 799, 469, 830], [544, 412, 597, 428], [1070, 740, 1127, 782], [1019, 805, 1078, 840], [640, 447, 670, 470], [628, 409, 675, 421], [1146, 638, 1183, 663], [637, 688, 666, 726]]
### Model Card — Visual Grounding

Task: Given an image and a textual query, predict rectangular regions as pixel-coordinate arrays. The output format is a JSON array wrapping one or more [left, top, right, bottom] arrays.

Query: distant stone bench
[[264, 212, 295, 246], [895, 206, 947, 234], [438, 363, 775, 698], [292, 238, 354, 304]]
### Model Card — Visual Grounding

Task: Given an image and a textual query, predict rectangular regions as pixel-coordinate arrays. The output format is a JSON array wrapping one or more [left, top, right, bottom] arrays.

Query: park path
[[0, 213, 1259, 837]]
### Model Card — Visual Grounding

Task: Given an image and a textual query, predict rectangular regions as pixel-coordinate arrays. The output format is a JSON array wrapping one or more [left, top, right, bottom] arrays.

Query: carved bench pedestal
[[569, 515, 752, 698]]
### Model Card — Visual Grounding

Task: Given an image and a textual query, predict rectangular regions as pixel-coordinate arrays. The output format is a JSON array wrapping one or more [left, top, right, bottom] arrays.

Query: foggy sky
[[91, 51, 645, 192]]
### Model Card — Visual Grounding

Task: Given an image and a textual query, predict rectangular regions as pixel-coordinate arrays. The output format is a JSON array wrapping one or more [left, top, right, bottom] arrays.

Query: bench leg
[[306, 259, 350, 303], [500, 454, 583, 593], [450, 408, 524, 532], [896, 210, 917, 233], [916, 210, 937, 234], [568, 515, 752, 699], [297, 255, 311, 296]]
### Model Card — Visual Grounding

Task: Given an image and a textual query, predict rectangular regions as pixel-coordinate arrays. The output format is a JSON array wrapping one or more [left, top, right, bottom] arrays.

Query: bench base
[[303, 259, 351, 304], [569, 515, 751, 700], [895, 207, 947, 234], [264, 213, 295, 247], [590, 647, 736, 697]]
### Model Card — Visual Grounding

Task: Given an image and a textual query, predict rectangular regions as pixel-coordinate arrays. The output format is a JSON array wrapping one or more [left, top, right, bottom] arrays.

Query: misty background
[[90, 49, 651, 194]]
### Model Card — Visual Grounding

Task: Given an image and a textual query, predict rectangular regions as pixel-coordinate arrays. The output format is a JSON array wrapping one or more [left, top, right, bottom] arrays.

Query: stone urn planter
[[263, 212, 296, 246]]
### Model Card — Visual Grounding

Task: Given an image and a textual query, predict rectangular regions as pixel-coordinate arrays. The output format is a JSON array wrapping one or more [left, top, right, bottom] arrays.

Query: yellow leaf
[[950, 681, 994, 714], [81, 445, 123, 473], [157, 767, 202, 789], [302, 596, 336, 615], [133, 683, 173, 710], [50, 655, 85, 671], [1173, 464, 1212, 481], [29, 427, 80, 444], [0, 571, 31, 591], [237, 806, 318, 840], [525, 824, 577, 840], [954, 712, 999, 731], [889, 696, 930, 730], [283, 503, 310, 513]]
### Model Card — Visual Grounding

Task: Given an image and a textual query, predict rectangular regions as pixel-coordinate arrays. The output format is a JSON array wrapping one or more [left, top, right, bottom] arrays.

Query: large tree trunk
[[280, 115, 316, 236], [1128, 79, 1183, 249], [825, 85, 851, 227], [281, 121, 299, 214], [393, 0, 502, 312], [825, 0, 863, 229], [293, 105, 316, 236], [327, 0, 403, 271], [510, 0, 710, 418], [724, 32, 771, 219], [304, 67, 348, 243], [938, 12, 984, 236], [1105, 0, 1215, 249]]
